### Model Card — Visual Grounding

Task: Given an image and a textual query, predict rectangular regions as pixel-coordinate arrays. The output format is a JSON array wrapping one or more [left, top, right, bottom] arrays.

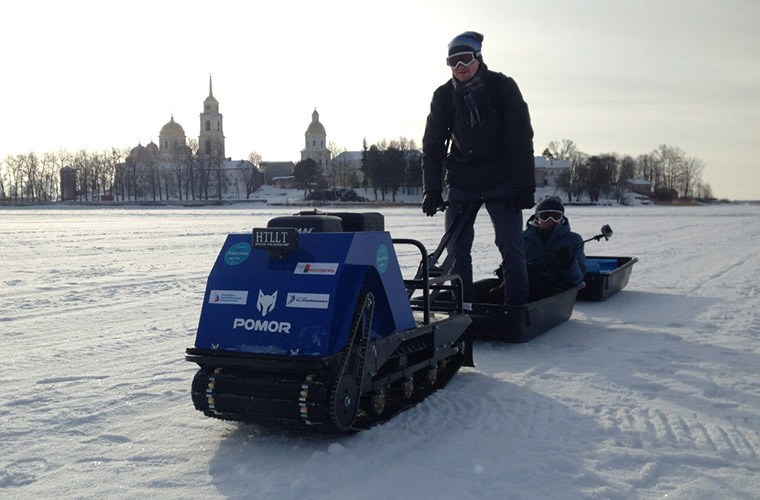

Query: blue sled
[[578, 256, 638, 301]]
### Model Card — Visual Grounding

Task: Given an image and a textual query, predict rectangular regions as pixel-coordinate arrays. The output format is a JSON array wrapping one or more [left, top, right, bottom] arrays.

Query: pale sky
[[2, 0, 758, 199]]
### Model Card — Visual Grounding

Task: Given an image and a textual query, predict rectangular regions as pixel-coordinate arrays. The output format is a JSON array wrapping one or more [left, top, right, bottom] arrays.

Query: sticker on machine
[[224, 242, 251, 266], [293, 262, 339, 275], [285, 293, 330, 309], [209, 290, 249, 305]]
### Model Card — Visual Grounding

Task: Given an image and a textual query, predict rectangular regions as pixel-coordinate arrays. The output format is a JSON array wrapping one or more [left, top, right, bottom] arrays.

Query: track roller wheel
[[370, 389, 387, 416], [402, 377, 414, 399], [426, 365, 439, 387], [330, 376, 359, 431]]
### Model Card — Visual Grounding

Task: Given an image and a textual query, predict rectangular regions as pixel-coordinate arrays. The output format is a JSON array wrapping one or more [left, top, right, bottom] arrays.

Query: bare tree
[[635, 152, 660, 186], [6, 155, 20, 201], [0, 157, 7, 200], [681, 156, 704, 200], [545, 139, 578, 160], [655, 144, 685, 194], [327, 141, 346, 190], [209, 153, 227, 200], [21, 153, 40, 201], [238, 151, 264, 199], [41, 152, 60, 201], [615, 155, 637, 203], [167, 147, 191, 201], [696, 182, 713, 201], [102, 148, 125, 199]]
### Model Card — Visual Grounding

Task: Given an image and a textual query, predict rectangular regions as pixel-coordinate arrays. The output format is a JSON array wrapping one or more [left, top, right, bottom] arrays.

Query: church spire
[[200, 76, 224, 156]]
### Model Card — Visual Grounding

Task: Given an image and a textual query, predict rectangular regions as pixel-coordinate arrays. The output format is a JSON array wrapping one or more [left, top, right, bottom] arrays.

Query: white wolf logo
[[257, 290, 278, 317]]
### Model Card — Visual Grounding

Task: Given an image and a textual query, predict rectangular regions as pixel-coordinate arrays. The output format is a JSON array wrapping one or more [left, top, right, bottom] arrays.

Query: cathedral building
[[301, 109, 331, 167], [117, 77, 341, 200], [260, 109, 331, 187], [117, 76, 259, 201]]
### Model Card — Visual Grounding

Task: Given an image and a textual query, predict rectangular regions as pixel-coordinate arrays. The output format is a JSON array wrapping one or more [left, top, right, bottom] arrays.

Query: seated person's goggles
[[537, 210, 564, 223], [446, 51, 479, 68]]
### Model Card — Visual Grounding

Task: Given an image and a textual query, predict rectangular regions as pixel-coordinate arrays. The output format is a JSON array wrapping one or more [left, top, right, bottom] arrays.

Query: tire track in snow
[[595, 406, 759, 459]]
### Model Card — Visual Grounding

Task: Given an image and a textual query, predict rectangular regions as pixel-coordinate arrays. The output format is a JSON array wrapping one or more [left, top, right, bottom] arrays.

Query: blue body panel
[[195, 231, 415, 357]]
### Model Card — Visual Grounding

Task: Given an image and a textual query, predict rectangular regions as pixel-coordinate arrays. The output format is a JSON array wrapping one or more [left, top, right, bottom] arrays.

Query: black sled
[[419, 203, 584, 343], [466, 281, 584, 342]]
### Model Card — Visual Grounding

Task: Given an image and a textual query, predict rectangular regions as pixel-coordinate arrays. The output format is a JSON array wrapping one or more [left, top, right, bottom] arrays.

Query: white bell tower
[[199, 75, 225, 157]]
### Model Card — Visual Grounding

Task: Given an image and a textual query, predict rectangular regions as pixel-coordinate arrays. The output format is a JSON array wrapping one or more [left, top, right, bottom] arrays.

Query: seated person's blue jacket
[[523, 215, 587, 290]]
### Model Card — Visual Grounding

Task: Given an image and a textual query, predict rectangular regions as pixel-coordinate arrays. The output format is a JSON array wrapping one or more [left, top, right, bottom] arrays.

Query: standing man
[[421, 31, 536, 305]]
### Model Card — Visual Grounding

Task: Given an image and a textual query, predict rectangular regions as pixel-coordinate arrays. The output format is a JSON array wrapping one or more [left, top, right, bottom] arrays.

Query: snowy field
[[1, 204, 759, 500]]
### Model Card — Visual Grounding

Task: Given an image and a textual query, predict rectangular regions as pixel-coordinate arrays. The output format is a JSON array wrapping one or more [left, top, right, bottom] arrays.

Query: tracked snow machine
[[185, 210, 472, 433]]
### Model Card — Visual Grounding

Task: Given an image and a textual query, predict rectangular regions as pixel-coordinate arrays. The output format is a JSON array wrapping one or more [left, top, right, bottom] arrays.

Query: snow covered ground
[[1, 203, 759, 500]]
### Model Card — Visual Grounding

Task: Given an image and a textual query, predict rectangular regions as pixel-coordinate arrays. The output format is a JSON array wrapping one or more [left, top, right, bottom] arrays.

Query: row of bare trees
[[355, 137, 711, 204], [2, 137, 712, 204], [544, 140, 712, 203], [0, 148, 127, 203], [114, 147, 265, 202], [0, 144, 266, 203]]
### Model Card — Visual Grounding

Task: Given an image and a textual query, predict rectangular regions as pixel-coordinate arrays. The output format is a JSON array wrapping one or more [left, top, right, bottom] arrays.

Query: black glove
[[492, 264, 504, 280], [516, 188, 535, 210], [556, 246, 574, 268], [422, 191, 444, 217]]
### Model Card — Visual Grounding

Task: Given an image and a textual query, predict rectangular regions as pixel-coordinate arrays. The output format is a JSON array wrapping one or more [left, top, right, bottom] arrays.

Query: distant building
[[330, 151, 364, 186], [260, 162, 296, 185], [300, 109, 331, 168], [272, 176, 296, 189], [534, 157, 570, 187], [626, 178, 652, 196], [60, 166, 76, 201], [256, 110, 331, 187], [199, 77, 225, 157]]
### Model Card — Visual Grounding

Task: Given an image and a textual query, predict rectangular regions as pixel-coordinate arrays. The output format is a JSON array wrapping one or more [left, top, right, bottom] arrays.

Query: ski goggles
[[446, 51, 478, 68], [537, 210, 564, 223]]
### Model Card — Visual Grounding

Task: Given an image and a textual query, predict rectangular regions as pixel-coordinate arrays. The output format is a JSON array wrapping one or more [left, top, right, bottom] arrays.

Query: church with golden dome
[[117, 76, 334, 201], [158, 116, 189, 156], [301, 109, 330, 167], [139, 75, 225, 159]]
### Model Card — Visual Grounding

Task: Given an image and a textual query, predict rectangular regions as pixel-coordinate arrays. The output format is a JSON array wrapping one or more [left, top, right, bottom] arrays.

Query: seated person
[[523, 196, 587, 301]]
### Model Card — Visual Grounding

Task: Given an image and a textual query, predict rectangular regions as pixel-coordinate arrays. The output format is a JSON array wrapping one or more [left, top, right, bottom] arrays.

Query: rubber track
[[190, 336, 467, 433]]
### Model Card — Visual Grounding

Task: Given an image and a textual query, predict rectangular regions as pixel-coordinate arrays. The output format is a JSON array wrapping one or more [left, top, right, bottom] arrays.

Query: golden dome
[[160, 116, 186, 138], [305, 109, 325, 135]]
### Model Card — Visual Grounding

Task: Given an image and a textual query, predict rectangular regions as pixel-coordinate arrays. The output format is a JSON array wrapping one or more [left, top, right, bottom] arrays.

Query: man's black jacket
[[421, 67, 535, 199]]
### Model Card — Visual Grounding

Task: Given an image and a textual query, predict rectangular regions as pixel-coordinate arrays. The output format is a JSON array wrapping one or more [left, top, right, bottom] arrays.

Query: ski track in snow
[[1, 204, 759, 500]]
